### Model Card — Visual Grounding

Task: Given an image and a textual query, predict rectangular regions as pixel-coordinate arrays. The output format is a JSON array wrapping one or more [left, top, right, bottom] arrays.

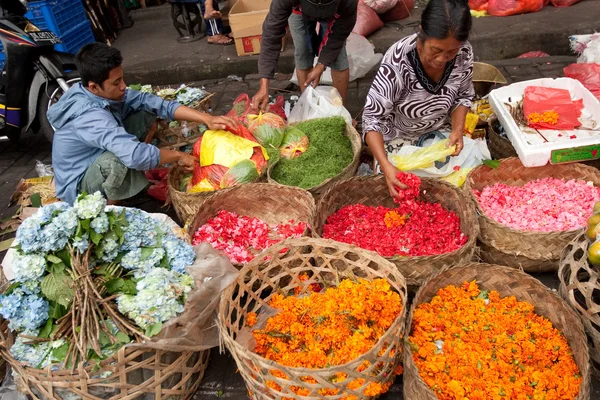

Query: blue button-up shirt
[[48, 83, 181, 204]]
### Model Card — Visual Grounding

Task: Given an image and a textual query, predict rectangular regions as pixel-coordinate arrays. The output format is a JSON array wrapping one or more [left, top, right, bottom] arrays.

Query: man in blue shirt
[[48, 43, 234, 205]]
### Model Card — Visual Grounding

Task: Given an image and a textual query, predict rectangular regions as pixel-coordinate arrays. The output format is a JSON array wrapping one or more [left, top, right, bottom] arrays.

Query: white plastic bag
[[387, 133, 491, 178], [570, 33, 600, 64], [291, 33, 383, 85], [364, 0, 398, 14], [288, 86, 353, 125]]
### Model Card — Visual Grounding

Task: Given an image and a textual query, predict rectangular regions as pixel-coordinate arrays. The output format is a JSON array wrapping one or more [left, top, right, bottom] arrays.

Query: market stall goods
[[404, 263, 590, 400], [465, 157, 600, 272], [186, 183, 315, 268], [0, 193, 235, 399], [315, 176, 478, 287], [218, 238, 407, 399], [268, 117, 361, 196], [487, 117, 518, 160]]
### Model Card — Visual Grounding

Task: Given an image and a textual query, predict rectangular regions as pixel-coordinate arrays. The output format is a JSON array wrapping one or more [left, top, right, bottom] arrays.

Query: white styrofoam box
[[489, 77, 600, 167]]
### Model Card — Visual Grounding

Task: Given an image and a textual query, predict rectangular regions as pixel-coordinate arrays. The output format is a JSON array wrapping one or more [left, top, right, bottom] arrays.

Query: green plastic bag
[[253, 125, 284, 149], [220, 159, 260, 189], [280, 126, 309, 160]]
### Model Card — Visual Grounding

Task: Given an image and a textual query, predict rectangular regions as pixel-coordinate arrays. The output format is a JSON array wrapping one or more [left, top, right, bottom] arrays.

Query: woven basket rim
[[405, 261, 591, 400], [218, 237, 408, 375], [466, 157, 598, 236], [267, 120, 362, 193], [315, 175, 479, 262]]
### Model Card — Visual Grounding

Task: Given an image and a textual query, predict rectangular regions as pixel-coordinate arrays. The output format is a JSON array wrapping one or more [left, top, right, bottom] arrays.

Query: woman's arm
[[448, 105, 469, 156], [448, 43, 476, 156], [366, 131, 406, 198]]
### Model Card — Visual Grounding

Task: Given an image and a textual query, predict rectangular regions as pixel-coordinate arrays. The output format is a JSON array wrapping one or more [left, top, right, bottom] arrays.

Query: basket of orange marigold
[[404, 262, 590, 400], [218, 237, 408, 399]]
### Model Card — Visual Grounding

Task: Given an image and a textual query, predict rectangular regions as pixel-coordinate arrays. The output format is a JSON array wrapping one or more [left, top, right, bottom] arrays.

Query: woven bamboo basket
[[404, 262, 591, 400], [465, 157, 600, 272], [168, 164, 214, 224], [559, 231, 600, 378], [0, 326, 210, 400], [267, 121, 362, 200], [185, 183, 316, 268], [487, 118, 517, 160], [313, 175, 478, 287], [218, 238, 408, 399]]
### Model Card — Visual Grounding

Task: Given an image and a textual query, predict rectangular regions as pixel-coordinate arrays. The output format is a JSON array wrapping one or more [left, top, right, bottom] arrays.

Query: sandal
[[207, 34, 234, 46]]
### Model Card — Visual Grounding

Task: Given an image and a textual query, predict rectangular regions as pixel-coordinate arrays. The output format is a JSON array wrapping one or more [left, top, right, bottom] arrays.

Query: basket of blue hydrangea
[[0, 192, 238, 400]]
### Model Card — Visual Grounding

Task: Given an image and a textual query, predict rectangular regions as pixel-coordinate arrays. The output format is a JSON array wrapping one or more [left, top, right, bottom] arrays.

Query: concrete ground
[[115, 0, 600, 84]]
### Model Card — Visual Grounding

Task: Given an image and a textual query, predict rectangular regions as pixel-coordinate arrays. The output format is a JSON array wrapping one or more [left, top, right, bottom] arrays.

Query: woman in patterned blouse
[[363, 0, 475, 199]]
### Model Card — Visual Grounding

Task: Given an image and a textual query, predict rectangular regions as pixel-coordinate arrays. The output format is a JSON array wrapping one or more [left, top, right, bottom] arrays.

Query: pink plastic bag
[[380, 0, 414, 22], [564, 63, 600, 101], [363, 0, 398, 14], [550, 0, 580, 7], [523, 86, 583, 130], [469, 0, 488, 11], [518, 51, 550, 58], [487, 0, 544, 16], [353, 0, 384, 37]]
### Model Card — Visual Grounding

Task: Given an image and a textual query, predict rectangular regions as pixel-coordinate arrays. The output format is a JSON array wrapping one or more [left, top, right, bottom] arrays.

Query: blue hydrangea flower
[[12, 252, 46, 283], [117, 268, 193, 329], [121, 208, 163, 250], [15, 217, 44, 253], [91, 213, 109, 234], [35, 202, 69, 224], [74, 191, 106, 220], [11, 336, 66, 369], [162, 234, 195, 274], [72, 233, 90, 253], [121, 248, 165, 279], [0, 289, 49, 332], [98, 235, 120, 263]]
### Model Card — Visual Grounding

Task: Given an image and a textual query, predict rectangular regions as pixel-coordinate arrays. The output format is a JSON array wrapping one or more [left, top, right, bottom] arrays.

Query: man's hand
[[448, 130, 464, 156], [381, 162, 407, 199], [178, 153, 197, 171], [251, 79, 270, 112], [305, 64, 326, 89], [205, 115, 237, 131]]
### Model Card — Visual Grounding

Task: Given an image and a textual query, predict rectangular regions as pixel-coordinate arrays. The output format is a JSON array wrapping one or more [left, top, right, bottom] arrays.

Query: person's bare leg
[[106, 199, 122, 206], [296, 67, 313, 93], [331, 68, 350, 106]]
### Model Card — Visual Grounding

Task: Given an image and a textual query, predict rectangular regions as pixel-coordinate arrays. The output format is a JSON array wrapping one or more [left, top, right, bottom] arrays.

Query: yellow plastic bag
[[464, 112, 479, 136], [441, 167, 473, 187], [390, 139, 456, 171], [199, 130, 269, 168], [187, 179, 215, 193]]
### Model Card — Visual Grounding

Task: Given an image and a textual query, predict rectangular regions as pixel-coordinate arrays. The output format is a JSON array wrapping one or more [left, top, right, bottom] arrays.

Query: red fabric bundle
[[564, 63, 600, 101], [523, 86, 583, 130], [468, 0, 488, 11], [550, 0, 580, 7], [352, 0, 384, 37], [146, 168, 171, 203], [487, 0, 544, 16], [380, 0, 414, 22]]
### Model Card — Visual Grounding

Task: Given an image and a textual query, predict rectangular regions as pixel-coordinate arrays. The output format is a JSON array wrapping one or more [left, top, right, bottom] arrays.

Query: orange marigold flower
[[528, 110, 560, 126], [384, 210, 408, 229], [246, 312, 258, 327]]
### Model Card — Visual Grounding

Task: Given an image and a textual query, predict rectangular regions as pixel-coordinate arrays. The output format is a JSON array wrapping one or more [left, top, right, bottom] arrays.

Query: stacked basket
[[465, 157, 600, 272]]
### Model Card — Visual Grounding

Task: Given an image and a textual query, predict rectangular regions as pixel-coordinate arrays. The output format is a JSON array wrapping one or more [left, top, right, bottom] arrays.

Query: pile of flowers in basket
[[409, 281, 582, 400], [0, 192, 196, 368], [192, 210, 306, 264], [474, 178, 600, 232], [323, 172, 467, 257], [248, 275, 403, 398]]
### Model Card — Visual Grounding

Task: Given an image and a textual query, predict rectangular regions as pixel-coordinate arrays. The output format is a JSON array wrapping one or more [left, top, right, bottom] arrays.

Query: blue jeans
[[199, 0, 224, 36], [288, 13, 349, 71]]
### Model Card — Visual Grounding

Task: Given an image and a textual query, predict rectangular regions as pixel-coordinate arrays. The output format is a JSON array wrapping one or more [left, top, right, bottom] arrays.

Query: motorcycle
[[0, 0, 80, 143]]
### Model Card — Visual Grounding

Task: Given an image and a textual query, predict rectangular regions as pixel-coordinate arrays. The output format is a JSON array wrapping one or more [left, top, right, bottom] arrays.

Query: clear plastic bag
[[288, 86, 352, 125]]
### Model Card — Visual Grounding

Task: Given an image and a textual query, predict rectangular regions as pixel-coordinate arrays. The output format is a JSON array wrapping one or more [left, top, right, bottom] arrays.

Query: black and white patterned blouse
[[362, 34, 475, 144]]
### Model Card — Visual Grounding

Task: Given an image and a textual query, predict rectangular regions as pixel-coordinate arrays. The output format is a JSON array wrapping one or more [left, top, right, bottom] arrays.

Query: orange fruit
[[589, 241, 600, 266], [588, 213, 600, 229], [587, 225, 599, 241], [594, 202, 600, 214]]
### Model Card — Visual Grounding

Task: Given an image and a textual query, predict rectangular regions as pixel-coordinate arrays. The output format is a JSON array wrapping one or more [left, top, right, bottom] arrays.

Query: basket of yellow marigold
[[404, 262, 590, 400], [218, 237, 408, 399]]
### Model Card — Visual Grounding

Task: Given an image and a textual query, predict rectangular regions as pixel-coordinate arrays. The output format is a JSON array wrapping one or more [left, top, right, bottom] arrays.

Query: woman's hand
[[205, 115, 237, 131], [381, 162, 407, 199], [448, 130, 464, 156]]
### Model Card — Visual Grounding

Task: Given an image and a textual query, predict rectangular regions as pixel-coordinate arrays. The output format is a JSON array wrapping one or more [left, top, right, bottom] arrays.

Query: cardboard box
[[229, 0, 274, 57]]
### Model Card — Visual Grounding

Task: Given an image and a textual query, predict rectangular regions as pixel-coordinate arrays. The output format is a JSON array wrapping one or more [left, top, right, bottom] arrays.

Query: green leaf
[[159, 253, 170, 269], [4, 281, 20, 295], [105, 278, 125, 294], [51, 342, 70, 362], [116, 332, 131, 344], [145, 322, 163, 337], [122, 279, 137, 295], [49, 262, 66, 274], [49, 302, 68, 320], [0, 238, 14, 252], [129, 83, 142, 91], [218, 390, 223, 398], [98, 330, 111, 347], [46, 255, 62, 264], [30, 193, 42, 208], [41, 272, 75, 307], [56, 249, 71, 268], [482, 159, 501, 169], [89, 229, 103, 246], [140, 247, 155, 260], [39, 319, 54, 339], [81, 219, 91, 230]]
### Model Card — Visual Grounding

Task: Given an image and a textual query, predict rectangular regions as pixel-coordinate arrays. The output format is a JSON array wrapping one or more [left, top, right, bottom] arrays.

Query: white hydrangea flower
[[73, 191, 106, 220], [12, 253, 46, 283]]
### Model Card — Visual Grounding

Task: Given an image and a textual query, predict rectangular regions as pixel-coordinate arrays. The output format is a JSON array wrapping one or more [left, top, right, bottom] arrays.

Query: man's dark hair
[[420, 0, 472, 42], [75, 43, 123, 87]]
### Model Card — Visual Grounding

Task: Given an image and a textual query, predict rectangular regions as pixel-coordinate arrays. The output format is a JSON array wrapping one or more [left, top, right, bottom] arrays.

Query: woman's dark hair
[[420, 0, 472, 42], [75, 43, 123, 87]]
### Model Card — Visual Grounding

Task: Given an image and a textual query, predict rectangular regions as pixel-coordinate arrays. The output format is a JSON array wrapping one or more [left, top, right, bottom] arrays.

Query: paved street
[[1, 54, 599, 397]]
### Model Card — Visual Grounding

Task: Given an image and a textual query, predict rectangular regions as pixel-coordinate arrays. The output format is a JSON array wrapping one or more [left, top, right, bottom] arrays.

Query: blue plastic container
[[0, 51, 5, 71], [54, 20, 95, 54], [25, 0, 88, 37]]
